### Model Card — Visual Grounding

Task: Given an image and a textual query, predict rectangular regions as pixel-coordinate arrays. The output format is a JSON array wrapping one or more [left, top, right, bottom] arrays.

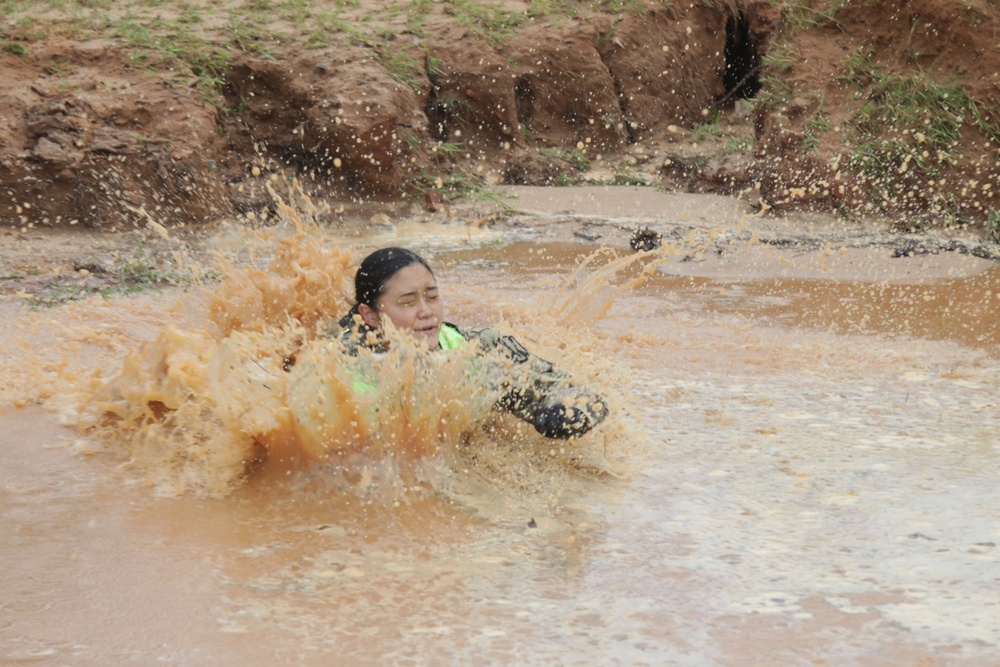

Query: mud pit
[[2, 0, 1000, 663], [2, 185, 999, 666]]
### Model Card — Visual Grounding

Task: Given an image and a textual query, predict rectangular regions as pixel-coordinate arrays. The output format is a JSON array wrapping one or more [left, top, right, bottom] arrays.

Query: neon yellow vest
[[337, 323, 465, 351], [338, 324, 466, 395], [438, 323, 465, 350]]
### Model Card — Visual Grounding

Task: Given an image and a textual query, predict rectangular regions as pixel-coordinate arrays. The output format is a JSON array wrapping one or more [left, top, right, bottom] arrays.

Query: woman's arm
[[459, 326, 608, 439]]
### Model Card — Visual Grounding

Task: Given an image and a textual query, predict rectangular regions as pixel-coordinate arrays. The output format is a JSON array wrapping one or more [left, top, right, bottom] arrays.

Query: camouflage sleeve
[[458, 325, 608, 439]]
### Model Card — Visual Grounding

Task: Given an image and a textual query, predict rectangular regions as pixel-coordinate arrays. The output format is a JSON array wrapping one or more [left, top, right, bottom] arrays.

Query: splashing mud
[[2, 184, 638, 500]]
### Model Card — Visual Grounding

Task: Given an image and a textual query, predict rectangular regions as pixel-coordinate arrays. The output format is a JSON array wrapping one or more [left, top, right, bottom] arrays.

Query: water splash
[[61, 183, 642, 498]]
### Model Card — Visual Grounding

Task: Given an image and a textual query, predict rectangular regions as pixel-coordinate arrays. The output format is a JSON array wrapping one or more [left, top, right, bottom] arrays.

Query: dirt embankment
[[0, 0, 998, 236]]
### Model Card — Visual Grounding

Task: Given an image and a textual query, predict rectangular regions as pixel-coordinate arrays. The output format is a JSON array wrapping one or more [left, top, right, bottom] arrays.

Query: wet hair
[[355, 247, 433, 307], [338, 247, 433, 330]]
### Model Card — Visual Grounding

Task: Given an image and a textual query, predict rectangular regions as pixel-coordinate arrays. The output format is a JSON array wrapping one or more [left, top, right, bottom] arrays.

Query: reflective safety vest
[[336, 323, 468, 396], [438, 323, 466, 351], [337, 322, 467, 352]]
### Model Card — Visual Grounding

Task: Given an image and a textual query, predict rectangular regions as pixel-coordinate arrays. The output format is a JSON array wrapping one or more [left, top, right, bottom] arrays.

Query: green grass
[[432, 141, 468, 158], [1, 1, 294, 106], [426, 54, 444, 78], [801, 93, 833, 151], [1, 38, 29, 55], [526, 0, 577, 19], [226, 15, 281, 55], [847, 66, 993, 169], [0, 0, 679, 103], [855, 79, 971, 148], [762, 43, 798, 73], [986, 210, 1000, 243], [691, 120, 723, 142], [842, 49, 998, 141], [776, 0, 848, 32], [808, 113, 833, 134], [754, 41, 799, 108], [552, 172, 578, 186], [838, 49, 1000, 221], [111, 245, 176, 287], [722, 136, 753, 154], [406, 168, 515, 211], [26, 245, 185, 309], [847, 141, 900, 188], [379, 46, 425, 92], [308, 9, 369, 47], [540, 147, 591, 172], [27, 284, 95, 308], [474, 187, 517, 211], [403, 0, 434, 33], [608, 164, 652, 186], [591, 0, 648, 15], [442, 0, 523, 45]]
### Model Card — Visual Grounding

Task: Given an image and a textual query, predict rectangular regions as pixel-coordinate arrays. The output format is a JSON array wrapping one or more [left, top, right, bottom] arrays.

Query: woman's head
[[353, 247, 443, 348]]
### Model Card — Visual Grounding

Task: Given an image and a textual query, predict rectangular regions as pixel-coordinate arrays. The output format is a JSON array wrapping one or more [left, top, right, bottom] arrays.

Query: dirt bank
[[0, 0, 998, 237]]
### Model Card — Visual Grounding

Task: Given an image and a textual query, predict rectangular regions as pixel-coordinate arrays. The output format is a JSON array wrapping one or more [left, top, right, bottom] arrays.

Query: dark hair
[[338, 247, 432, 331], [355, 247, 432, 307]]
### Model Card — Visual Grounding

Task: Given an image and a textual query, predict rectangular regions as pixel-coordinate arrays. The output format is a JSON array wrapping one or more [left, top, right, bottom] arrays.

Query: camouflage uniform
[[334, 316, 608, 439]]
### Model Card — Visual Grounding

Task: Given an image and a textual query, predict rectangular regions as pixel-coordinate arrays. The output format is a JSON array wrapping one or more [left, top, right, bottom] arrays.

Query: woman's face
[[365, 262, 443, 349]]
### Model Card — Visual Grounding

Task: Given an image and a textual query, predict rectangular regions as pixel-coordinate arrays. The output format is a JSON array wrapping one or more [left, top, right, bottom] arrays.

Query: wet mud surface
[[3, 0, 1000, 662], [2, 188, 999, 665]]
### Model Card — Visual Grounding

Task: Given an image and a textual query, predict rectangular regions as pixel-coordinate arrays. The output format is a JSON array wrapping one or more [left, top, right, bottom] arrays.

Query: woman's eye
[[426, 293, 439, 302], [399, 300, 416, 308]]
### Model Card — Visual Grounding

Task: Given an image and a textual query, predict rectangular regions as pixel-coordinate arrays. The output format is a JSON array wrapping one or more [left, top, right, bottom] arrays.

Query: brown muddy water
[[1, 188, 999, 666]]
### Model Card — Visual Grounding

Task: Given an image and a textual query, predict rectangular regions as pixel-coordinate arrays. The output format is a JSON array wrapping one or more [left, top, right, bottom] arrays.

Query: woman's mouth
[[415, 324, 440, 342]]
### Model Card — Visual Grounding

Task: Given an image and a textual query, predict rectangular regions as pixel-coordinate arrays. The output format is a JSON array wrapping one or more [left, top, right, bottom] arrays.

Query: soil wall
[[0, 0, 997, 234]]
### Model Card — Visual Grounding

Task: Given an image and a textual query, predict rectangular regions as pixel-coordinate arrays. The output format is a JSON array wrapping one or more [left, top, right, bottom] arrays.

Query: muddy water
[[2, 197, 1000, 666]]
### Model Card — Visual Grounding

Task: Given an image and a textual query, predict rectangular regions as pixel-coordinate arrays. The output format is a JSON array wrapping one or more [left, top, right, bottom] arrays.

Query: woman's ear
[[358, 303, 380, 329]]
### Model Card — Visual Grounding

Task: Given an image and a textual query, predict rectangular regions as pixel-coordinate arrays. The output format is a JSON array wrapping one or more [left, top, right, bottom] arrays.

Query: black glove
[[533, 403, 591, 440]]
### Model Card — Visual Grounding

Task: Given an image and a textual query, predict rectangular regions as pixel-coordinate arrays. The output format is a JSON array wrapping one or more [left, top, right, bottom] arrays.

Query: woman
[[333, 247, 608, 440]]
